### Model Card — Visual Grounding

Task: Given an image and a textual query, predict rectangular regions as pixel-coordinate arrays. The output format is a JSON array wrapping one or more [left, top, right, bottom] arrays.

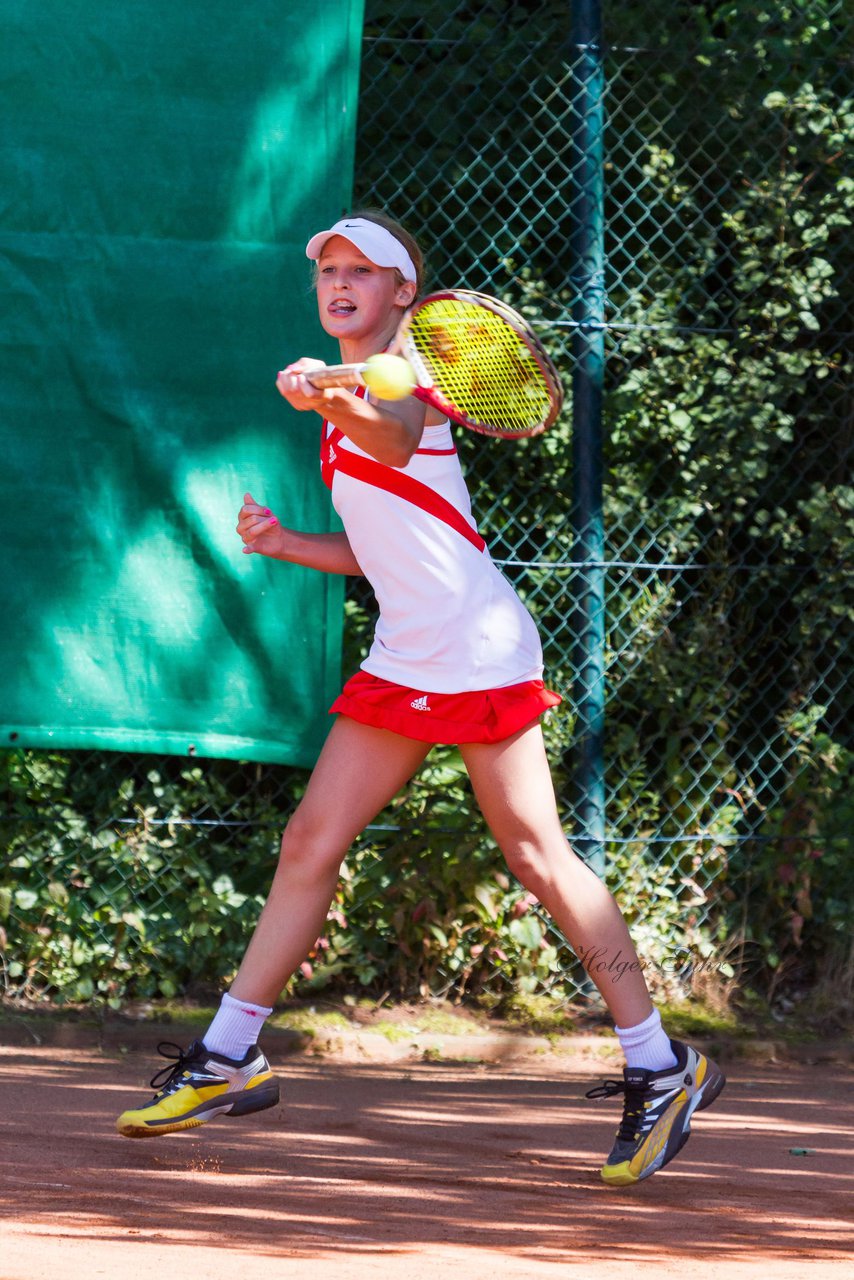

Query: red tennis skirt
[[329, 671, 562, 745]]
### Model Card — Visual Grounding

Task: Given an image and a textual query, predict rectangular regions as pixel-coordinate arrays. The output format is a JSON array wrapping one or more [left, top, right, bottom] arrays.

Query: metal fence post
[[568, 0, 606, 876]]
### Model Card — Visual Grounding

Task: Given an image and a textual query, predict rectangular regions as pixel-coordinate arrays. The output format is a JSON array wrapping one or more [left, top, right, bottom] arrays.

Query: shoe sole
[[117, 1078, 281, 1139], [601, 1058, 726, 1186]]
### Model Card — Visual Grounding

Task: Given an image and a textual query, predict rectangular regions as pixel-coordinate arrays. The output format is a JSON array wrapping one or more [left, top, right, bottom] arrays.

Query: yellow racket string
[[406, 298, 555, 435]]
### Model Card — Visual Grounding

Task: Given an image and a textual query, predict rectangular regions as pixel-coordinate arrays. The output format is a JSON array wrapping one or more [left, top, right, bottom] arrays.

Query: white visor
[[305, 217, 417, 284]]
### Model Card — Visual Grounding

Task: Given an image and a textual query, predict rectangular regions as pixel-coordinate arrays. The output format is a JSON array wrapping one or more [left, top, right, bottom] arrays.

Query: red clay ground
[[0, 1024, 851, 1280]]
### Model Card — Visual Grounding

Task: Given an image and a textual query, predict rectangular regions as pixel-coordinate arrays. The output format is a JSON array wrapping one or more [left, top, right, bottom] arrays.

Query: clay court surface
[[1, 1025, 851, 1280]]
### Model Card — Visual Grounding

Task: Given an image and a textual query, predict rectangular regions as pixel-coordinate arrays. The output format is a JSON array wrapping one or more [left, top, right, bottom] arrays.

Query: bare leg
[[459, 723, 654, 1028], [230, 717, 431, 1007]]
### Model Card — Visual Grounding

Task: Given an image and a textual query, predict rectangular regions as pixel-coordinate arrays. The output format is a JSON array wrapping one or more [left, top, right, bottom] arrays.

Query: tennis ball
[[362, 353, 417, 401]]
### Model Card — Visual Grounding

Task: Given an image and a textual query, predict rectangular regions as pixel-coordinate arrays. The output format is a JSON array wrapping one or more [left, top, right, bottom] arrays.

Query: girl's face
[[316, 235, 415, 347]]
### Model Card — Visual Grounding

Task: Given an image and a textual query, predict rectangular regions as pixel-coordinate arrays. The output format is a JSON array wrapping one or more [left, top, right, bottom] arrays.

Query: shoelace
[[585, 1078, 647, 1142], [149, 1041, 202, 1092]]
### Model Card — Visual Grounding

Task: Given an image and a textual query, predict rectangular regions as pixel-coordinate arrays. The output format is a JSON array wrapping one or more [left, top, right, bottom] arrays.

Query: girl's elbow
[[391, 426, 424, 468], [391, 444, 419, 468], [371, 441, 417, 468]]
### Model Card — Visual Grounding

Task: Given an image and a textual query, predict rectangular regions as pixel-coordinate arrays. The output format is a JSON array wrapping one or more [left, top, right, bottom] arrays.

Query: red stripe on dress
[[329, 448, 486, 553], [319, 388, 483, 552], [320, 424, 344, 489]]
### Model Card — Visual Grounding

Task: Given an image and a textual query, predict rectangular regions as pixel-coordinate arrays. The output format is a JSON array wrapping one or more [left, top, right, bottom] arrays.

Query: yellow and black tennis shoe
[[586, 1040, 726, 1185], [117, 1039, 280, 1139]]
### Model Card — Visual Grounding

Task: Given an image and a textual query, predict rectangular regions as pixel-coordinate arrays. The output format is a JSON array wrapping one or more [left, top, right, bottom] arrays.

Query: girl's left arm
[[277, 361, 426, 468]]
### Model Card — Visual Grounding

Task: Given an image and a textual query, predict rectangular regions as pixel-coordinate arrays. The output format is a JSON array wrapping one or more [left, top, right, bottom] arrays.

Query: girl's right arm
[[277, 361, 426, 468], [237, 493, 363, 575]]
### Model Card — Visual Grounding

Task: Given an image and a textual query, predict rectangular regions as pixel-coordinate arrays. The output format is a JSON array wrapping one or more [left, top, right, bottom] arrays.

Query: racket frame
[[306, 289, 564, 439]]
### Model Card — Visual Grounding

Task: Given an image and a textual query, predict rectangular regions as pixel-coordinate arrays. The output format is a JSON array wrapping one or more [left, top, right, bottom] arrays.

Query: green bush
[[0, 751, 287, 1004]]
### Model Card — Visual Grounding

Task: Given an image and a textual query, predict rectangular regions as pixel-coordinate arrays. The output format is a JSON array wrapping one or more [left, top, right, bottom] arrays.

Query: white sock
[[615, 1008, 678, 1072], [203, 991, 273, 1060]]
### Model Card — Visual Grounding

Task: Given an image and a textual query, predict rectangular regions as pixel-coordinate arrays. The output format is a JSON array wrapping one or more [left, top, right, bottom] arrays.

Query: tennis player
[[116, 210, 725, 1185]]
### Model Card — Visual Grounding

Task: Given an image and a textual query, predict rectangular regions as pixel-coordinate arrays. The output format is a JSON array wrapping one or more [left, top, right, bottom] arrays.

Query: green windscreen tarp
[[0, 1, 365, 765]]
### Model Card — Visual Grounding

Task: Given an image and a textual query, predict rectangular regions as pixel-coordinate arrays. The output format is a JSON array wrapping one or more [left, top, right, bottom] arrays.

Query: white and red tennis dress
[[321, 388, 561, 742]]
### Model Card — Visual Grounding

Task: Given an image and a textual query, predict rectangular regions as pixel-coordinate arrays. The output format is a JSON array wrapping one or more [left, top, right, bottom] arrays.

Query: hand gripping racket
[[305, 290, 564, 439]]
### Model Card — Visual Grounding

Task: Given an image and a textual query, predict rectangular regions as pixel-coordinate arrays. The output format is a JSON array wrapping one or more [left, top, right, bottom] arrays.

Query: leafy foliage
[[0, 751, 292, 1003]]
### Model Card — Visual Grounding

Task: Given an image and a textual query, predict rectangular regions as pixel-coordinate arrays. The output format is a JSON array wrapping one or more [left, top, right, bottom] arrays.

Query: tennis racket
[[305, 290, 564, 439]]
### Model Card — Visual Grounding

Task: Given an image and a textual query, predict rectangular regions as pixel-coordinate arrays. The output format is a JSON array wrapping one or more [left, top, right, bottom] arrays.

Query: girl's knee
[[502, 842, 549, 893], [276, 810, 345, 880], [502, 836, 579, 894]]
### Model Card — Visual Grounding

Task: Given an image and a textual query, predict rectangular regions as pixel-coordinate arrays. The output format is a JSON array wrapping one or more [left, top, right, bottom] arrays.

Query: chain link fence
[[2, 1, 851, 1014]]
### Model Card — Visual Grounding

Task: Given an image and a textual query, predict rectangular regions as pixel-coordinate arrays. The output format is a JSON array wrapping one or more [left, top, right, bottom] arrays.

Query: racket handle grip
[[305, 363, 367, 390]]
